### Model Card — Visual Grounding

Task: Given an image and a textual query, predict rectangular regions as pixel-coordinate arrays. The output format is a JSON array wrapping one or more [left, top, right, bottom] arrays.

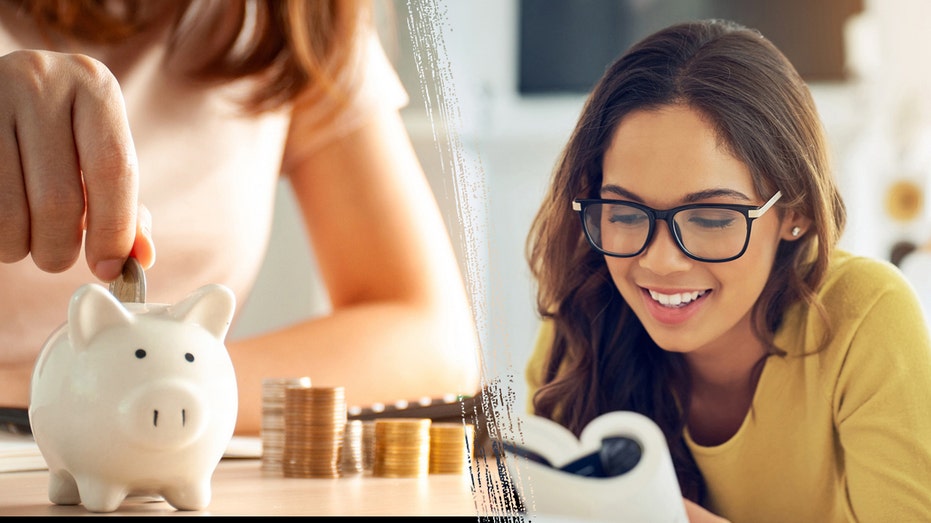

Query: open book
[[501, 411, 688, 523]]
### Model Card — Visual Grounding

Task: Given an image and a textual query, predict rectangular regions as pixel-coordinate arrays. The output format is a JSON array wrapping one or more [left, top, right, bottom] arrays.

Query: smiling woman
[[597, 105, 793, 354], [524, 18, 931, 523]]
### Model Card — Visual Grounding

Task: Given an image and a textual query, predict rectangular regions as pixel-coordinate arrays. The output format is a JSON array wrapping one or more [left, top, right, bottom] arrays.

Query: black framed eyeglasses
[[572, 191, 782, 263]]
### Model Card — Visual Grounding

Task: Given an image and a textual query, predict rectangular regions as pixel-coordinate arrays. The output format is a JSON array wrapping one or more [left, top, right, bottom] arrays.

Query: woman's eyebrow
[[600, 184, 752, 203], [682, 188, 752, 203], [600, 184, 641, 201]]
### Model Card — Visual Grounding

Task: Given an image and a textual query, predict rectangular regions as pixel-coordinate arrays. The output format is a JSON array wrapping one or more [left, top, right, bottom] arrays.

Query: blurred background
[[232, 0, 931, 411]]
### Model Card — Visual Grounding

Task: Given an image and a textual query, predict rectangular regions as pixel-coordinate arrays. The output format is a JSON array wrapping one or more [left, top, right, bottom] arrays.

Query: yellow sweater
[[525, 250, 931, 522]]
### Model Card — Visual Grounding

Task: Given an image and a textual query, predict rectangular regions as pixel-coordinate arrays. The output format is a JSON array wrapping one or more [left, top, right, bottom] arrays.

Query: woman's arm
[[226, 108, 482, 435], [834, 268, 931, 520]]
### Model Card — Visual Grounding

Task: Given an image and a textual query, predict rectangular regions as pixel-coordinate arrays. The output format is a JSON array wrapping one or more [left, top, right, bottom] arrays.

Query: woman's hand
[[0, 49, 153, 280], [684, 498, 731, 523]]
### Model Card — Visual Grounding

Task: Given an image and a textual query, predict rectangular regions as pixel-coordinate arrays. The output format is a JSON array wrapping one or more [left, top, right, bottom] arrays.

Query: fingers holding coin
[[108, 256, 146, 304]]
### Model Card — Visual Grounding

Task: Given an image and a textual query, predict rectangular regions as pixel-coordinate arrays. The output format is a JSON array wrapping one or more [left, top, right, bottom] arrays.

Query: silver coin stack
[[339, 420, 364, 474], [261, 376, 311, 474], [340, 420, 376, 474]]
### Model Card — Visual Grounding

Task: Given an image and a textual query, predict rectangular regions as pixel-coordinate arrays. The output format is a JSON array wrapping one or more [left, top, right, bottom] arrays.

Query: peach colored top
[[0, 7, 408, 372]]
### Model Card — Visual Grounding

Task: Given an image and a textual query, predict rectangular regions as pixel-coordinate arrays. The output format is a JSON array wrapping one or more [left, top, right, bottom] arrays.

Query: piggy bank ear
[[68, 284, 135, 351], [169, 284, 236, 341]]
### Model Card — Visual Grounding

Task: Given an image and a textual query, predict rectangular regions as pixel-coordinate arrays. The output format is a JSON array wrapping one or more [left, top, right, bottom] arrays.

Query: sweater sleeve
[[833, 265, 931, 521]]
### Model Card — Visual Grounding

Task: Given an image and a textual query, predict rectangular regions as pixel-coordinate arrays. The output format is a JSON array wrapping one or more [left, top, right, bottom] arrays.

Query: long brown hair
[[526, 19, 846, 503], [10, 0, 370, 113]]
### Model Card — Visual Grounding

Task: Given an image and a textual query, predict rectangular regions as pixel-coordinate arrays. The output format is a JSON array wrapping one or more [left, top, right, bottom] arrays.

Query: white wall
[[233, 0, 931, 413]]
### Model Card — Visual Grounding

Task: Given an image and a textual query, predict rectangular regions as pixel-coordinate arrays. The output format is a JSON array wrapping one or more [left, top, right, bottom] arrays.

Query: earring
[[791, 226, 801, 237]]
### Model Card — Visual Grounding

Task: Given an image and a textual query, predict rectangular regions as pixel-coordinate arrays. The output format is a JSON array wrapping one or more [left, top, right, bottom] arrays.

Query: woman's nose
[[637, 221, 693, 275]]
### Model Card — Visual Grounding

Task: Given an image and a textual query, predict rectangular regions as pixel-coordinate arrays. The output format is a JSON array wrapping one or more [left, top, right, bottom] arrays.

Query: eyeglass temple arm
[[748, 191, 782, 218]]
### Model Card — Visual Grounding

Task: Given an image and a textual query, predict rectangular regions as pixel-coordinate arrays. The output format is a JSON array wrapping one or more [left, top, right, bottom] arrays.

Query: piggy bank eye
[[135, 349, 146, 359], [185, 353, 195, 363]]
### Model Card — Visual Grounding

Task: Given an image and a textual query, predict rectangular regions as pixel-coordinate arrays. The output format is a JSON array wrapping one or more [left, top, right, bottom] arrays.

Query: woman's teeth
[[648, 289, 707, 307]]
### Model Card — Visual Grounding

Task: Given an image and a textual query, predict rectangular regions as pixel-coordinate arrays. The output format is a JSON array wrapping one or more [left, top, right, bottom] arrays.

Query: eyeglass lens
[[582, 203, 749, 261]]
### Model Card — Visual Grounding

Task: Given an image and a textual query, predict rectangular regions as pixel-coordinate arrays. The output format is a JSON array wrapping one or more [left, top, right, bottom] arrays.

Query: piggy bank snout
[[119, 379, 209, 450]]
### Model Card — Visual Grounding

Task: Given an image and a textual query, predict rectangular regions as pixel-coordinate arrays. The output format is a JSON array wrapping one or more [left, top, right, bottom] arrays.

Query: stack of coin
[[361, 421, 376, 472], [282, 386, 347, 479], [428, 422, 475, 474], [260, 376, 311, 474], [339, 420, 364, 474], [372, 418, 431, 478]]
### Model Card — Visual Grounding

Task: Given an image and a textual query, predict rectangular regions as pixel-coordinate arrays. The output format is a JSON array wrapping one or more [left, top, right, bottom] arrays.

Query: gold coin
[[372, 418, 431, 478], [429, 423, 474, 474]]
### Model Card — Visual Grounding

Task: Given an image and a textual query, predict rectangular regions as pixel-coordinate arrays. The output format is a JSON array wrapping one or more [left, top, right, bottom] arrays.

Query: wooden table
[[0, 456, 520, 516]]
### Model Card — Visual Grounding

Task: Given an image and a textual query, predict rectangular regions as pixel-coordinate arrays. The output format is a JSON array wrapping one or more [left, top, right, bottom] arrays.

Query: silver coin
[[108, 257, 146, 303]]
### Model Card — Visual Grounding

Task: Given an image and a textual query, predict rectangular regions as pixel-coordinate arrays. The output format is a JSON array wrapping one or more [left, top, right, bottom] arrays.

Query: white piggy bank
[[28, 282, 238, 513]]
